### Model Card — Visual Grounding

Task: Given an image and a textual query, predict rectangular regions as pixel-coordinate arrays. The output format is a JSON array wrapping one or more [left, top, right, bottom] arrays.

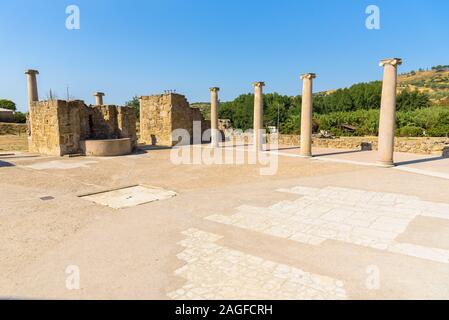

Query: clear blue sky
[[1, 0, 449, 111]]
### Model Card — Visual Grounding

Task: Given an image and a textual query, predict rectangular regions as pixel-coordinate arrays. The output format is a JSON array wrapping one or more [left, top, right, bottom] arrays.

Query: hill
[[398, 66, 449, 105]]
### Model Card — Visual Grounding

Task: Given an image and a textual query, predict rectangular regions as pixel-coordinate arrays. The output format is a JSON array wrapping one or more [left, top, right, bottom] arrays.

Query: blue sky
[[1, 0, 449, 111]]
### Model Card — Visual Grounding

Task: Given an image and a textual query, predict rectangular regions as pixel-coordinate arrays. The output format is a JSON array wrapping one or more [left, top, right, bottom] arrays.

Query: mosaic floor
[[207, 186, 449, 263], [168, 228, 347, 300], [168, 186, 449, 299]]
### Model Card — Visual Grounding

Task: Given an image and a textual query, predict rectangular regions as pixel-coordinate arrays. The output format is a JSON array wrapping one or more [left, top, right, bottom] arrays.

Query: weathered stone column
[[209, 87, 220, 147], [94, 92, 105, 105], [377, 58, 402, 167], [25, 69, 39, 104], [253, 82, 265, 151], [300, 73, 316, 157], [25, 69, 39, 140]]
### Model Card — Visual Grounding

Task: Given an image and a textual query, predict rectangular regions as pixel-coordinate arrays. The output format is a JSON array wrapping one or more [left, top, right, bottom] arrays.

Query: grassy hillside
[[191, 102, 211, 120], [398, 66, 449, 105]]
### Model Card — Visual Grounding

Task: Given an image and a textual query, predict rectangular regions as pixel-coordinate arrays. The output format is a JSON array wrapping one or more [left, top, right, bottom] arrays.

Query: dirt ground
[[1, 143, 449, 299], [0, 135, 28, 152]]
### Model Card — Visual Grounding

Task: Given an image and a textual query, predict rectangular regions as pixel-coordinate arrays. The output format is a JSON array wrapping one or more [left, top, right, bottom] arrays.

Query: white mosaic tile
[[168, 228, 347, 300], [206, 186, 449, 264]]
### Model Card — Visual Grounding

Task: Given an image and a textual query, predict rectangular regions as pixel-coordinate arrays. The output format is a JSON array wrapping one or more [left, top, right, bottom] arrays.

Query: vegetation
[[431, 65, 449, 71], [126, 96, 140, 119], [398, 67, 449, 105], [0, 99, 16, 111], [13, 112, 27, 124], [315, 107, 449, 137], [215, 80, 448, 136], [0, 99, 27, 123], [191, 103, 211, 120]]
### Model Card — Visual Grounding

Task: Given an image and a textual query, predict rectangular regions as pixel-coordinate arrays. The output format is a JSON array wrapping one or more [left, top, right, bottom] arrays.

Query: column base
[[376, 160, 395, 168], [299, 152, 312, 158]]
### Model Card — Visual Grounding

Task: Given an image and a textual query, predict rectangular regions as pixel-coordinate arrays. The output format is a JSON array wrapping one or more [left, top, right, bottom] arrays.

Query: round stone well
[[82, 138, 132, 157]]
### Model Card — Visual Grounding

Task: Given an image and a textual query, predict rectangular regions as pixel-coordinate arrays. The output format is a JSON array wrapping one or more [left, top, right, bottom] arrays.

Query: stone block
[[361, 142, 373, 151], [442, 146, 449, 158]]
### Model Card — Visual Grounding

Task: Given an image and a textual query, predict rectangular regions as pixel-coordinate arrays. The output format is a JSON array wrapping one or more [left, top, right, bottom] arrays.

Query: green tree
[[14, 112, 27, 123], [0, 99, 16, 111], [397, 90, 430, 111], [126, 96, 140, 118]]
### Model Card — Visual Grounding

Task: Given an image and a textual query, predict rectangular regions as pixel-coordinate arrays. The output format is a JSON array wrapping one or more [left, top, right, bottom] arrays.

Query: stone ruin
[[28, 99, 137, 156], [25, 70, 212, 156], [139, 93, 210, 146]]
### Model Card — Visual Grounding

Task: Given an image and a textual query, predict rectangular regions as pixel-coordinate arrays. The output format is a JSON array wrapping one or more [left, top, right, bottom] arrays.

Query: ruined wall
[[171, 94, 210, 145], [265, 134, 449, 156], [140, 95, 173, 146], [57, 100, 83, 155], [140, 93, 211, 146], [117, 107, 137, 147], [89, 105, 119, 140], [29, 100, 63, 155], [29, 100, 137, 156], [0, 123, 27, 135]]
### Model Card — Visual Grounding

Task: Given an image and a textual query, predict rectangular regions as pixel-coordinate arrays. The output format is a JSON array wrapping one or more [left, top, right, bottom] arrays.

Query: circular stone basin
[[83, 138, 132, 157]]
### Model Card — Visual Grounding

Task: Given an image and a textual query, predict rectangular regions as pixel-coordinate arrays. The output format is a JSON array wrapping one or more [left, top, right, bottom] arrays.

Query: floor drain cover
[[40, 196, 55, 201], [80, 185, 176, 209]]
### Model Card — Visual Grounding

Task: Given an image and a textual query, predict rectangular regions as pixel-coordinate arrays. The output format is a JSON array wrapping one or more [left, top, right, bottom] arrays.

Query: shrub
[[397, 126, 424, 137], [426, 126, 449, 137], [14, 112, 27, 123]]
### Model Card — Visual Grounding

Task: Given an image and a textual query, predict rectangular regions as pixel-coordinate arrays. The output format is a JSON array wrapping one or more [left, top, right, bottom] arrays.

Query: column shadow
[[0, 160, 14, 167], [395, 156, 447, 166], [312, 150, 364, 157]]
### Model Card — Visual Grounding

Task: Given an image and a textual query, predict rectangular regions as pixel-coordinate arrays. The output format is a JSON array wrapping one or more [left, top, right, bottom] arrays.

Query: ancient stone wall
[[56, 100, 82, 155], [140, 93, 210, 146], [29, 100, 63, 155], [0, 123, 27, 135], [118, 107, 137, 147], [140, 95, 173, 146], [29, 100, 137, 156], [265, 134, 449, 155], [89, 105, 119, 140]]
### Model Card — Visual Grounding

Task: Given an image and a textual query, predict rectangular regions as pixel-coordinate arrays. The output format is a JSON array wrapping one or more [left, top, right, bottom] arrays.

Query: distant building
[[0, 108, 14, 123]]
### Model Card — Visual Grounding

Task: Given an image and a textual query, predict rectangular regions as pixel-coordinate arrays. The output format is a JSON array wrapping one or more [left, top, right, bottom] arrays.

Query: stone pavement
[[168, 228, 346, 300], [1, 144, 449, 299], [207, 186, 449, 263]]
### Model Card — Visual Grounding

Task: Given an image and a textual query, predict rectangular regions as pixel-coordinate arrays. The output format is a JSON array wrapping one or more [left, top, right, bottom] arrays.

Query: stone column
[[94, 92, 105, 105], [209, 87, 220, 147], [300, 73, 316, 157], [377, 58, 402, 167], [253, 82, 265, 151], [25, 69, 39, 139], [25, 69, 39, 104]]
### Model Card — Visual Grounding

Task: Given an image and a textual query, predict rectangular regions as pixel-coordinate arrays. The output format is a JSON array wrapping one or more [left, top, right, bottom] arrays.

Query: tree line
[[216, 81, 447, 137]]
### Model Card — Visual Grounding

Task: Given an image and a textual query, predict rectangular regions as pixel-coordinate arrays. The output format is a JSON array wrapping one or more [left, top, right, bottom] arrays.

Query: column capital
[[300, 73, 316, 80], [25, 69, 39, 75], [209, 87, 220, 92], [379, 58, 402, 67], [93, 92, 105, 97], [252, 81, 265, 88]]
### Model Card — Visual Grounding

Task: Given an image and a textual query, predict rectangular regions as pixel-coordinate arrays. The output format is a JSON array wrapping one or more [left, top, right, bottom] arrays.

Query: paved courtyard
[[1, 144, 449, 299]]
